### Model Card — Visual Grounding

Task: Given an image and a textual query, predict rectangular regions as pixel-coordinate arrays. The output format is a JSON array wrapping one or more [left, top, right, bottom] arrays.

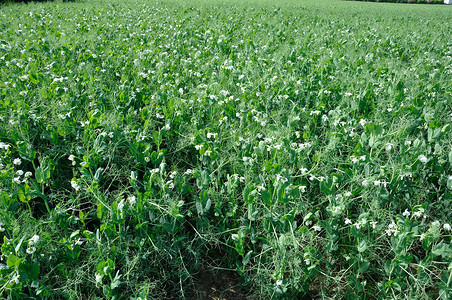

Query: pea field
[[0, 0, 451, 298]]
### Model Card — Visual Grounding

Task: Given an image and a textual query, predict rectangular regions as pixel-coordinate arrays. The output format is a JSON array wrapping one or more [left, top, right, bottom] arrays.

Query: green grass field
[[0, 0, 451, 298]]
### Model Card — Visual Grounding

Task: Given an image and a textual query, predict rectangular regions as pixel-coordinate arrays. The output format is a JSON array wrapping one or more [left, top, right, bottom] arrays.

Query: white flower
[[351, 156, 359, 164], [13, 177, 21, 184], [374, 180, 381, 186], [299, 186, 307, 193], [432, 220, 440, 227], [345, 218, 352, 225], [359, 155, 366, 161], [16, 170, 24, 176], [128, 195, 136, 206], [385, 143, 393, 152], [386, 221, 398, 236], [276, 279, 283, 286], [195, 144, 203, 150], [402, 209, 410, 218], [11, 274, 20, 284], [203, 150, 212, 157], [95, 273, 103, 284], [312, 225, 322, 232], [359, 119, 367, 127], [29, 234, 39, 245], [31, 281, 39, 288], [443, 223, 451, 231], [370, 221, 378, 229], [26, 247, 36, 254], [331, 206, 341, 214], [418, 155, 428, 163], [24, 171, 32, 178], [404, 141, 412, 146], [0, 142, 11, 150], [300, 167, 308, 174], [117, 200, 125, 212], [413, 211, 422, 218], [362, 180, 369, 187], [13, 158, 22, 165], [68, 155, 75, 161], [206, 132, 217, 139], [71, 180, 80, 191], [354, 222, 362, 229]]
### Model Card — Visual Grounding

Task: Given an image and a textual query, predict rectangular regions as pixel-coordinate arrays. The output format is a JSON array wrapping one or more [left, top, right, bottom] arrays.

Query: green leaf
[[384, 260, 392, 275], [18, 184, 31, 203], [242, 251, 252, 266], [152, 131, 162, 147], [35, 166, 50, 184], [35, 167, 44, 184], [320, 177, 334, 195], [15, 236, 25, 254], [29, 73, 39, 84], [357, 238, 367, 253], [97, 260, 107, 275], [94, 168, 103, 182], [195, 201, 203, 215], [111, 271, 122, 289], [243, 185, 251, 204], [7, 254, 21, 269], [18, 142, 36, 162], [261, 190, 274, 206], [432, 241, 449, 257], [30, 262, 40, 278], [359, 259, 370, 273], [97, 202, 104, 220], [365, 123, 383, 135]]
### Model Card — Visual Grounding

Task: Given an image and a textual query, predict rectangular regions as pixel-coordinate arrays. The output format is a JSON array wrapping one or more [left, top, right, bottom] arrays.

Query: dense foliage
[[0, 0, 451, 298], [350, 0, 444, 4], [1, 0, 76, 4]]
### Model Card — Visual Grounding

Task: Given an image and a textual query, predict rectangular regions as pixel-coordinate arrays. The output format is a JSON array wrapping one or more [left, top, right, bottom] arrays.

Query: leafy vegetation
[[351, 0, 444, 4], [0, 0, 451, 298]]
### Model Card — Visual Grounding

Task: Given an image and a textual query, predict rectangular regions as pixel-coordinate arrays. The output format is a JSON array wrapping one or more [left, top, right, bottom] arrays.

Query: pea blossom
[[418, 155, 428, 163]]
